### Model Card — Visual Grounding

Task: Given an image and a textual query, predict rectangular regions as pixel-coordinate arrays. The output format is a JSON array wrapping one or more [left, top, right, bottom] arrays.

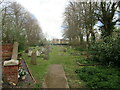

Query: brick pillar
[[3, 60, 19, 84], [3, 42, 19, 84], [3, 65, 18, 84]]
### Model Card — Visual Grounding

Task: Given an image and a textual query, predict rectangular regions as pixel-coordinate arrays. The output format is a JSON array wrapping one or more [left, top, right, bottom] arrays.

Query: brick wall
[[3, 65, 18, 84], [0, 44, 13, 60]]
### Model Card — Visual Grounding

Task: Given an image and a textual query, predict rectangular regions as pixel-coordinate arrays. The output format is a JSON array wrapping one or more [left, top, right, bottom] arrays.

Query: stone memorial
[[31, 51, 37, 65], [36, 50, 40, 56], [28, 49, 32, 57]]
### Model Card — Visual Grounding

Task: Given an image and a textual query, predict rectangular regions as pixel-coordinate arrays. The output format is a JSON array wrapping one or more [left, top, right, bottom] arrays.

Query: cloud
[[16, 0, 69, 40]]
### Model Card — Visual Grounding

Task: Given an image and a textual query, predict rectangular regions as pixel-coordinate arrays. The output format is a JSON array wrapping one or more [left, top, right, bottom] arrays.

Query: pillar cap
[[4, 59, 19, 66]]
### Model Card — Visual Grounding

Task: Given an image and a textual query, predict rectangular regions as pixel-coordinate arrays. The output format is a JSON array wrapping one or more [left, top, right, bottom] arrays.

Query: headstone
[[41, 47, 45, 54], [28, 49, 32, 57], [31, 51, 37, 65], [11, 42, 18, 60], [36, 50, 40, 56], [38, 49, 42, 54], [44, 48, 49, 60]]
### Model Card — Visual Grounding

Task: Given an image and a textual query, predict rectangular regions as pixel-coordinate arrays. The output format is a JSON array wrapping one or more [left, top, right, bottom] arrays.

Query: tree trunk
[[86, 33, 90, 48]]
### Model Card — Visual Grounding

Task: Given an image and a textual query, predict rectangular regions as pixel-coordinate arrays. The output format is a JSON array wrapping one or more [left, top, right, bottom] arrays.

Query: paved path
[[0, 60, 2, 89], [43, 64, 69, 88]]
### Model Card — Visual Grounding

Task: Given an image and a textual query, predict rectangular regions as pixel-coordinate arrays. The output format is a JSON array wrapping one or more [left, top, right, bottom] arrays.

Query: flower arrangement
[[18, 68, 28, 80]]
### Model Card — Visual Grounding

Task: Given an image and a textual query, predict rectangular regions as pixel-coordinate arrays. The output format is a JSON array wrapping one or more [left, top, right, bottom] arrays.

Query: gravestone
[[31, 51, 37, 65], [44, 46, 49, 60], [41, 47, 45, 54], [28, 49, 32, 57], [44, 51, 49, 60], [36, 50, 40, 56], [11, 42, 18, 60]]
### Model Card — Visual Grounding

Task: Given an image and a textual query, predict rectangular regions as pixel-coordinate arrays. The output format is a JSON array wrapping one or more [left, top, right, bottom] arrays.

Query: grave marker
[[31, 51, 37, 65], [3, 42, 19, 84]]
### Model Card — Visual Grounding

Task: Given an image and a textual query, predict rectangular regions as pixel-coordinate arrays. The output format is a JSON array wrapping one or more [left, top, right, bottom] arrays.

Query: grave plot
[[2, 42, 35, 88], [17, 59, 35, 88]]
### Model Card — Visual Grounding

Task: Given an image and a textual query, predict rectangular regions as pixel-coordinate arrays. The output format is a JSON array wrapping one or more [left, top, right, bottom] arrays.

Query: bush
[[75, 67, 120, 89], [75, 47, 87, 51], [89, 36, 120, 67]]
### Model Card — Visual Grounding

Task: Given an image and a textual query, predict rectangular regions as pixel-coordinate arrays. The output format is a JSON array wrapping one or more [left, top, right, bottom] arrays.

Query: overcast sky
[[15, 0, 69, 40]]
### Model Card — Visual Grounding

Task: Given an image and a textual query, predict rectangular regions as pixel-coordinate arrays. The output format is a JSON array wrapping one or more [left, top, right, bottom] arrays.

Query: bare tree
[[1, 1, 45, 50]]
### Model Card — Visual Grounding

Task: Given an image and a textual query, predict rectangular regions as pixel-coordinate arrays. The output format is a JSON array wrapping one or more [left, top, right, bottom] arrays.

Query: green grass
[[22, 45, 120, 89], [75, 66, 120, 89], [22, 46, 84, 88]]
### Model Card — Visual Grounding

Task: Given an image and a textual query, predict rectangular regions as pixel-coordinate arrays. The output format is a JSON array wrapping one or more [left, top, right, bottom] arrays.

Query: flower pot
[[21, 75, 26, 80]]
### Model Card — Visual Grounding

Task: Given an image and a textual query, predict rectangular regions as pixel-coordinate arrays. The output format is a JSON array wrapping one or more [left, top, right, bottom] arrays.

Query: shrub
[[76, 58, 97, 64], [89, 36, 120, 67], [75, 67, 120, 89]]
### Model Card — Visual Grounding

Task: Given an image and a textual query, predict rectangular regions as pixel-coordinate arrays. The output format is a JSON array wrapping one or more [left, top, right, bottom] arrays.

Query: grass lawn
[[22, 45, 85, 88], [22, 45, 120, 89]]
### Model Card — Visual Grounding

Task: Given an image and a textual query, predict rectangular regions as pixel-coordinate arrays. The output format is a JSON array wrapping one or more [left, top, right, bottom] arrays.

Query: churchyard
[[1, 42, 120, 89], [1, 0, 120, 89]]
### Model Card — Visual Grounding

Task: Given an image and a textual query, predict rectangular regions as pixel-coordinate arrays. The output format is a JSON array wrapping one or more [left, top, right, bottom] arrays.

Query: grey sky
[[16, 0, 69, 40]]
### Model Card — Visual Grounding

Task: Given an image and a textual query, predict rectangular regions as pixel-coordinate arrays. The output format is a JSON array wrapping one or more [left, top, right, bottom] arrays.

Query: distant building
[[50, 39, 69, 45]]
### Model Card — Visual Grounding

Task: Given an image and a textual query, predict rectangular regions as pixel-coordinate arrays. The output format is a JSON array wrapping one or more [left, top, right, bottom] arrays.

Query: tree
[[63, 1, 97, 47], [0, 1, 45, 50], [95, 2, 118, 37]]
